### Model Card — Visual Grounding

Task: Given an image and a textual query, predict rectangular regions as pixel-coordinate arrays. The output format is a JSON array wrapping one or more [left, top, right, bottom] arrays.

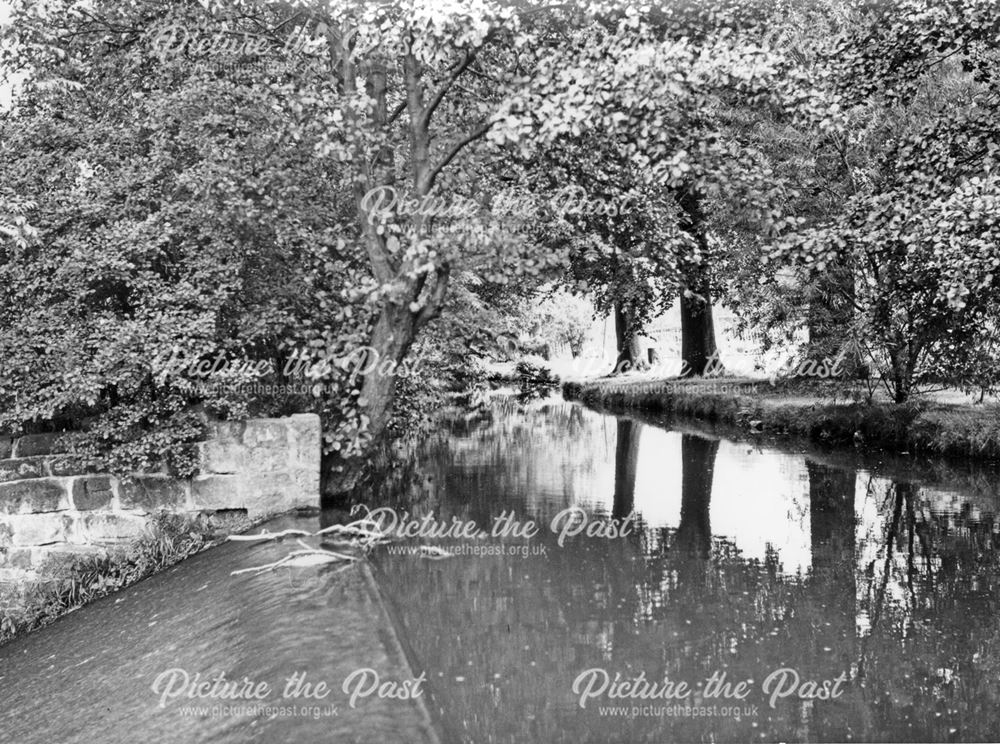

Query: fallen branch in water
[[228, 529, 313, 542], [314, 518, 391, 548], [315, 518, 382, 536], [228, 518, 390, 549], [227, 515, 448, 579], [231, 544, 359, 576]]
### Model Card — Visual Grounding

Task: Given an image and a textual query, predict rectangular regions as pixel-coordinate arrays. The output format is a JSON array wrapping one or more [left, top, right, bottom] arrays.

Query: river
[[2, 392, 999, 743]]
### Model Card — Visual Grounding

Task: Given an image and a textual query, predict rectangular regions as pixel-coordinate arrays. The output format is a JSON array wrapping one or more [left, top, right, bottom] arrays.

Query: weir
[[0, 513, 441, 744], [0, 415, 321, 610]]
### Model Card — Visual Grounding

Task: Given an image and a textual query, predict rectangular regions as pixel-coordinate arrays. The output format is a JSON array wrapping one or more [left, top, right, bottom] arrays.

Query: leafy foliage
[[527, 290, 594, 358], [0, 1, 364, 474], [2, 0, 998, 488], [771, 0, 1000, 401]]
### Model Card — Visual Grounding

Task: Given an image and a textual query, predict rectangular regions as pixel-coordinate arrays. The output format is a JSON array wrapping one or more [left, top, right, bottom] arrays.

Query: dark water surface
[[3, 394, 1000, 743], [360, 394, 1000, 744]]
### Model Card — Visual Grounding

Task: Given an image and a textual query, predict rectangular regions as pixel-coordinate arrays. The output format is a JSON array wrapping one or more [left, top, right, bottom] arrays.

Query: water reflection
[[612, 420, 639, 521], [676, 434, 716, 559], [356, 396, 1000, 743]]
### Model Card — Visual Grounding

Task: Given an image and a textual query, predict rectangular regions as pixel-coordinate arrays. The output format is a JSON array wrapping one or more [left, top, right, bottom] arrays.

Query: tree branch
[[423, 50, 477, 128], [387, 97, 408, 125], [334, 20, 393, 283], [404, 51, 431, 197], [414, 264, 451, 329], [424, 121, 493, 192]]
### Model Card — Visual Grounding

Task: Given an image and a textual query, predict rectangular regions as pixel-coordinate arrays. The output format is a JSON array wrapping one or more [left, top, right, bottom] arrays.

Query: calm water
[[356, 394, 1000, 743], [2, 393, 1000, 743]]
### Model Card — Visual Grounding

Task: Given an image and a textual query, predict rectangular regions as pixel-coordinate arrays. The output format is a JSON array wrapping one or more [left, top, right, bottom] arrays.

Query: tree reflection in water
[[338, 397, 1000, 743]]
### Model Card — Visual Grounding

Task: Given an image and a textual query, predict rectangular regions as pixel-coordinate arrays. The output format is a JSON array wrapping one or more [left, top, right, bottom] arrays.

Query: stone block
[[245, 472, 312, 516], [243, 442, 288, 474], [0, 479, 70, 514], [290, 467, 320, 502], [8, 513, 71, 546], [0, 435, 13, 459], [198, 439, 245, 474], [47, 456, 100, 477], [241, 420, 289, 474], [0, 569, 36, 586], [68, 513, 147, 545], [246, 471, 292, 497], [190, 474, 244, 511], [0, 457, 47, 483], [13, 432, 68, 458], [190, 473, 309, 517], [242, 419, 287, 447], [208, 420, 246, 443], [71, 476, 116, 511], [288, 414, 321, 470], [0, 522, 11, 548], [119, 476, 187, 512]]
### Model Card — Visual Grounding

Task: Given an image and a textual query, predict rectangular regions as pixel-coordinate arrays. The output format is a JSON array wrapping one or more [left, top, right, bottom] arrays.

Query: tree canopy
[[2, 0, 999, 488]]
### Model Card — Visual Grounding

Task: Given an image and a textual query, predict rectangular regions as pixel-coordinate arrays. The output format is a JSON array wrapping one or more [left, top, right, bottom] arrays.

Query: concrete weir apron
[[0, 514, 441, 744]]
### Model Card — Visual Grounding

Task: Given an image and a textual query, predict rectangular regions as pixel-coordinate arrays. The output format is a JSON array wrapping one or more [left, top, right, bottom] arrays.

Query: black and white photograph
[[2, 1, 1000, 742]]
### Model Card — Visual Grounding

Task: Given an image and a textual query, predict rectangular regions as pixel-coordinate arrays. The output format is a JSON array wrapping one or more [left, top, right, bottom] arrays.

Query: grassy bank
[[0, 512, 253, 646], [563, 376, 1000, 461]]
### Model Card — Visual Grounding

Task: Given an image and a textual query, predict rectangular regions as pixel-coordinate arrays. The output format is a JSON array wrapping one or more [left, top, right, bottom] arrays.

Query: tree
[[771, 0, 1000, 401], [508, 134, 683, 374], [526, 290, 593, 359], [491, 2, 830, 374], [0, 0, 371, 474], [0, 0, 591, 490], [291, 0, 600, 489]]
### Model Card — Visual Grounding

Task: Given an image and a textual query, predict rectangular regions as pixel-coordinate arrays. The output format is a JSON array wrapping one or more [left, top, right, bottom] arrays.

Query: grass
[[0, 511, 253, 646], [564, 376, 1000, 461]]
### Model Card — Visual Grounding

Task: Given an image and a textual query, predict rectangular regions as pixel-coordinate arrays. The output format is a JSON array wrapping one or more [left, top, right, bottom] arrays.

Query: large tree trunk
[[320, 34, 460, 499], [883, 328, 919, 403], [677, 187, 720, 377], [321, 267, 447, 499], [360, 303, 418, 440], [613, 302, 647, 374], [889, 349, 913, 403], [321, 302, 418, 498], [680, 286, 718, 377]]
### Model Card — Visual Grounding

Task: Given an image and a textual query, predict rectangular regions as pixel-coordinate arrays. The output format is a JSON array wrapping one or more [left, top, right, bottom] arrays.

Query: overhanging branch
[[423, 50, 477, 127], [424, 121, 493, 192]]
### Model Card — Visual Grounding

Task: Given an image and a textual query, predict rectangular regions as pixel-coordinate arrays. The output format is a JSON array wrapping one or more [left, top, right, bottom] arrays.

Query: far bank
[[563, 377, 1000, 462]]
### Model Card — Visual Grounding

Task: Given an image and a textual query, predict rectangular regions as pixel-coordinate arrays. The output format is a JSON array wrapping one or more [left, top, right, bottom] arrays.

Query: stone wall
[[0, 414, 321, 608]]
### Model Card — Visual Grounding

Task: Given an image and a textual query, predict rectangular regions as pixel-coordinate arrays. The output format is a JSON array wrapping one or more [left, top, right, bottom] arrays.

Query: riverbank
[[0, 511, 255, 646], [563, 376, 1000, 461]]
